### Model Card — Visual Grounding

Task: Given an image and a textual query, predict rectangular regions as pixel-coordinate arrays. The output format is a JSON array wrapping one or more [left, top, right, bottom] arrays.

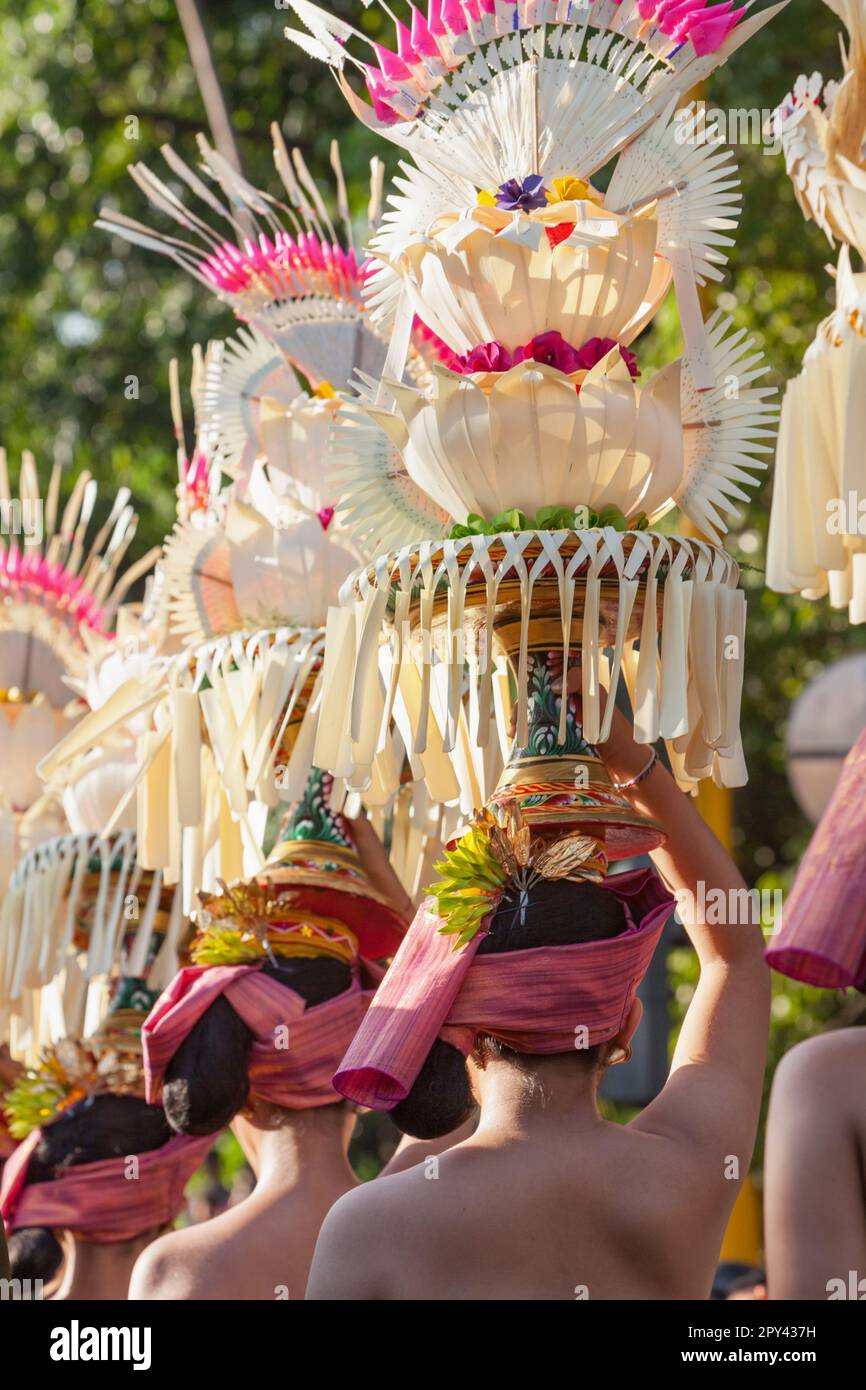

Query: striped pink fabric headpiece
[[766, 726, 866, 990], [334, 867, 674, 1109], [0, 1127, 212, 1243], [143, 963, 373, 1110]]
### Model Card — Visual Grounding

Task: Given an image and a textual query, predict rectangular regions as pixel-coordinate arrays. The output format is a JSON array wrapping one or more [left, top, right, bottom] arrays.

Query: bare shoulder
[[777, 1027, 866, 1078], [129, 1222, 225, 1301], [308, 1159, 454, 1300], [306, 1172, 404, 1300], [773, 1029, 866, 1111]]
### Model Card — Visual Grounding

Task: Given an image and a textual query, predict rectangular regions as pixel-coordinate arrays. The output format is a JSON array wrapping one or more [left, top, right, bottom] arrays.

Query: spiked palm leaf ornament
[[43, 139, 478, 922], [98, 125, 453, 562], [281, 0, 783, 869], [767, 0, 866, 622], [0, 451, 159, 891]]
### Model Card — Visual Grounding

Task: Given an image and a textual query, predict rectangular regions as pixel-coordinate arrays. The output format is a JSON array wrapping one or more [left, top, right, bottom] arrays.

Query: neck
[[53, 1230, 158, 1301], [475, 1055, 604, 1140], [238, 1107, 357, 1200]]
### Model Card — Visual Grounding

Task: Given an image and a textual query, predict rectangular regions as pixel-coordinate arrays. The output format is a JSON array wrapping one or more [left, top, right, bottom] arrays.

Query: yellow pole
[[719, 1175, 763, 1266], [695, 773, 734, 852], [677, 527, 755, 1252]]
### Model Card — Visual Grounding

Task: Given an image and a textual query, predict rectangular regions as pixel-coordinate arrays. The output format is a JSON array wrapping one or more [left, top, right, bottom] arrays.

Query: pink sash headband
[[0, 1126, 212, 1244], [143, 963, 373, 1110], [766, 727, 866, 990], [334, 868, 675, 1110]]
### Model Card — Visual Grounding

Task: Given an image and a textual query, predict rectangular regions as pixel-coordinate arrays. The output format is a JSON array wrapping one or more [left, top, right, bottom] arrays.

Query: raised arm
[[344, 810, 415, 922], [599, 701, 770, 1166]]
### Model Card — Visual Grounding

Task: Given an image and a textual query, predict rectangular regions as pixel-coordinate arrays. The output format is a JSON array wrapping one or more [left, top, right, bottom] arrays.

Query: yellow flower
[[476, 188, 496, 207], [547, 176, 602, 205], [314, 380, 336, 399]]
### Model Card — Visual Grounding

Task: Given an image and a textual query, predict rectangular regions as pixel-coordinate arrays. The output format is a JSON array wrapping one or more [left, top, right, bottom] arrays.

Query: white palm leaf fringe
[[318, 529, 746, 796], [0, 830, 185, 1063], [676, 310, 779, 542], [605, 99, 741, 284], [284, 3, 788, 184], [199, 327, 302, 480], [329, 372, 450, 553], [36, 625, 331, 911]]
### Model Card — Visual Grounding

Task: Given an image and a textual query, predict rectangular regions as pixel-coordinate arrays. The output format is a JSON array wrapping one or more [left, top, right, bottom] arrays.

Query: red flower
[[545, 223, 574, 250], [514, 331, 584, 373]]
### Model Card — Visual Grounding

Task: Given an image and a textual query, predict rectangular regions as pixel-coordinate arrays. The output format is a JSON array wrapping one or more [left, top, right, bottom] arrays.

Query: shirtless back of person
[[130, 1176, 353, 1301], [130, 1107, 358, 1301], [765, 1028, 866, 1300], [307, 705, 770, 1302], [308, 1041, 763, 1302]]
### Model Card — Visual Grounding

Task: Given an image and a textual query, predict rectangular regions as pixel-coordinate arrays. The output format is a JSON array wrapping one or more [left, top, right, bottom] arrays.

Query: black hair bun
[[479, 877, 626, 953], [162, 954, 354, 1136], [8, 1226, 63, 1285], [390, 1039, 474, 1140]]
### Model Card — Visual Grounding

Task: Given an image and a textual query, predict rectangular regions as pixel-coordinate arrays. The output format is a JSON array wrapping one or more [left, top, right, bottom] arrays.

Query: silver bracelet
[[611, 746, 658, 791]]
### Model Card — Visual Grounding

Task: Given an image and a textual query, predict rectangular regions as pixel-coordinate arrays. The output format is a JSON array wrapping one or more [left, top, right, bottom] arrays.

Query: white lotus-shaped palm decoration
[[0, 698, 74, 812], [391, 202, 670, 355], [364, 350, 683, 525], [226, 504, 361, 631]]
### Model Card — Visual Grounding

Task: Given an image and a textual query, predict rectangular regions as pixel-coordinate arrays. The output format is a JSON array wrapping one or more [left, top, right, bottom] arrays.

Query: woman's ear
[[606, 997, 643, 1065], [622, 996, 643, 1048]]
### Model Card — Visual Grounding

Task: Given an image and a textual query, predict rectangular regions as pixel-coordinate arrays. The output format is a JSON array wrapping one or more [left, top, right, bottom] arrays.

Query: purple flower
[[454, 341, 514, 373], [494, 175, 548, 213], [513, 331, 584, 373]]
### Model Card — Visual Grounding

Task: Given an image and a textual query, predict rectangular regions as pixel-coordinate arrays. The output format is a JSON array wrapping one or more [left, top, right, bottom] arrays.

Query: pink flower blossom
[[451, 333, 640, 378], [577, 337, 640, 378], [454, 341, 514, 373]]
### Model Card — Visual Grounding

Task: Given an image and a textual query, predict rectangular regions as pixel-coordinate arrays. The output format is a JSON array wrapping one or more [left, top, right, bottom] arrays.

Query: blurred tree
[[0, 0, 392, 549]]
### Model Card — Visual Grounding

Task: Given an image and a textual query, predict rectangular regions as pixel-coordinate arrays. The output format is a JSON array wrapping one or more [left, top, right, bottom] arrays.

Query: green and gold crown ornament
[[2, 977, 162, 1141], [191, 765, 409, 966]]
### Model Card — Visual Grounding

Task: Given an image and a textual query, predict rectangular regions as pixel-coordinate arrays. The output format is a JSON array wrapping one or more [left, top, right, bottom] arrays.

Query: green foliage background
[[2, 0, 862, 1183]]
